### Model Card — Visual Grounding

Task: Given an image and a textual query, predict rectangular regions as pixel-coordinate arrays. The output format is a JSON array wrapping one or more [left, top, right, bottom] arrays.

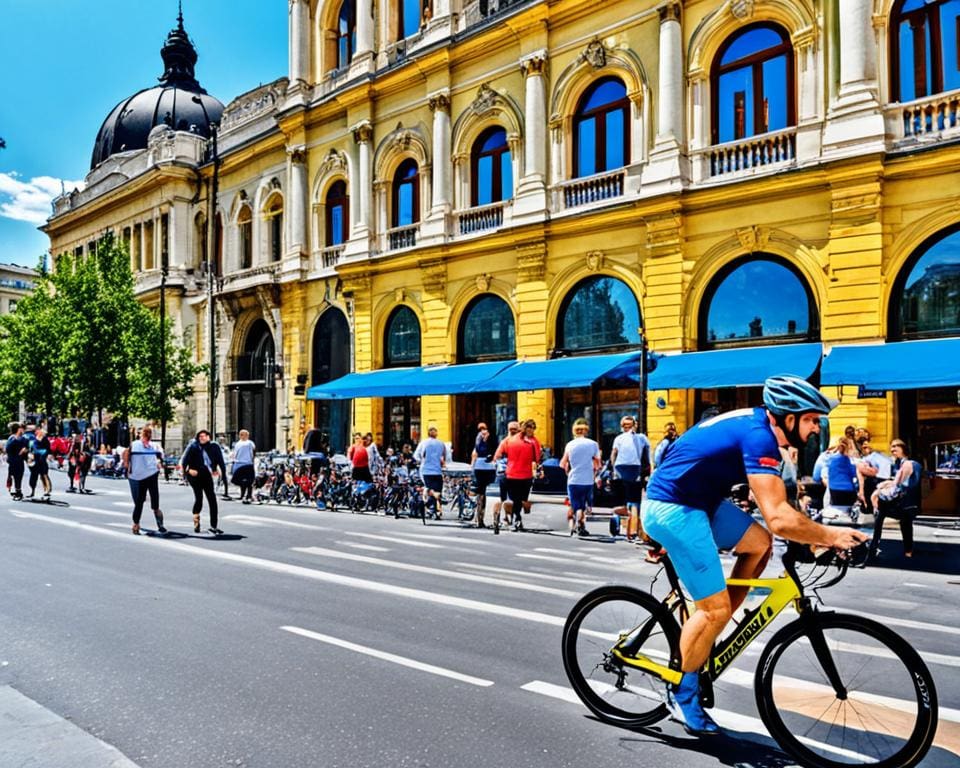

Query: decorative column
[[429, 92, 452, 217], [286, 146, 308, 260], [656, 3, 683, 146], [356, 0, 374, 58], [288, 0, 309, 85], [514, 242, 552, 446], [514, 51, 548, 220], [346, 122, 373, 256]]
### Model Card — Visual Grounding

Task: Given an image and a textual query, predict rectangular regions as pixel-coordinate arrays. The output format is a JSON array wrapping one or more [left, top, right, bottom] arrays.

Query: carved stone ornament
[[428, 92, 451, 114], [729, 0, 754, 20], [390, 129, 414, 153], [582, 40, 607, 69], [287, 146, 307, 164], [420, 258, 447, 298], [318, 149, 347, 177], [352, 122, 374, 145], [239, 189, 248, 201], [395, 288, 405, 303], [736, 225, 770, 252], [475, 273, 490, 292], [520, 52, 547, 78], [472, 84, 499, 116], [586, 251, 604, 272], [269, 177, 282, 190], [516, 242, 547, 283]]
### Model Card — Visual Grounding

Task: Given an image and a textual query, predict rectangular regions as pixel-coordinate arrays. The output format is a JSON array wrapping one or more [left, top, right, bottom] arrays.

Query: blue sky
[[0, 0, 287, 267]]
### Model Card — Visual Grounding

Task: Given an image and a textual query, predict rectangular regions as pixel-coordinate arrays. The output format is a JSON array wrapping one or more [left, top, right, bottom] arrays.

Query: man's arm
[[559, 449, 571, 473], [749, 473, 868, 549], [493, 438, 507, 462]]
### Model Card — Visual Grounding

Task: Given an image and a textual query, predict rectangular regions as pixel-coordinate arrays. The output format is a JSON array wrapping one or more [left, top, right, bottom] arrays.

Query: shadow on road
[[144, 531, 247, 542], [867, 539, 960, 576]]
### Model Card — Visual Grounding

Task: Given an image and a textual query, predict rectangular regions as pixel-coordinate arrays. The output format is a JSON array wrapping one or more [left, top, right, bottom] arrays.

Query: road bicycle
[[561, 541, 938, 768]]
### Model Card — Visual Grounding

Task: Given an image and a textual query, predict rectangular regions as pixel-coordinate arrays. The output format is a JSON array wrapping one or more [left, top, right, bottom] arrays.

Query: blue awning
[[481, 351, 641, 392], [647, 342, 823, 389], [822, 338, 960, 390], [306, 360, 517, 400]]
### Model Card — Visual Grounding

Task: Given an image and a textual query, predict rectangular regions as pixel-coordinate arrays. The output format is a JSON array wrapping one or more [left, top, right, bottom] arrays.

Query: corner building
[[45, 1, 960, 513]]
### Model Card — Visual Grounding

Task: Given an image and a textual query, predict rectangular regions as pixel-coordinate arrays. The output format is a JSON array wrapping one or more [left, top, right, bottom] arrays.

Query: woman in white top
[[122, 426, 165, 535], [610, 415, 651, 541]]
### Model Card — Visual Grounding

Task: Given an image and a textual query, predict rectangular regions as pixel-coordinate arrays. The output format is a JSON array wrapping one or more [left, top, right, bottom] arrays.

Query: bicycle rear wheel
[[756, 613, 938, 768], [561, 586, 680, 727]]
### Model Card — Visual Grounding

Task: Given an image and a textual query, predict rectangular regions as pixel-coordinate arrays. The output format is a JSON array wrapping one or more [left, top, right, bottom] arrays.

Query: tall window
[[392, 159, 420, 227], [238, 205, 253, 269], [326, 180, 349, 246], [265, 196, 283, 262], [459, 295, 515, 362], [573, 77, 630, 178], [891, 225, 960, 338], [472, 127, 512, 206], [558, 276, 641, 352], [385, 306, 421, 367], [399, 0, 424, 39], [892, 0, 960, 102], [337, 0, 356, 69], [713, 24, 794, 144], [699, 256, 816, 348]]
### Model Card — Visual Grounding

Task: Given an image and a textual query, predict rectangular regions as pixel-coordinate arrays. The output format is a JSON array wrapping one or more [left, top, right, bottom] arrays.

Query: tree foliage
[[0, 235, 203, 424]]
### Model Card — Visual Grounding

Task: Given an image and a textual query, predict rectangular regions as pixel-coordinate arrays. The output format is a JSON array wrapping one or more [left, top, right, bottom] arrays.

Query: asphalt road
[[2, 470, 959, 768]]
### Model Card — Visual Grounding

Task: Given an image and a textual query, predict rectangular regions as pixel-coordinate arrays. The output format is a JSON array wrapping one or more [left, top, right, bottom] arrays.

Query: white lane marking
[[281, 626, 493, 687], [338, 542, 391, 553], [111, 502, 130, 508], [10, 510, 567, 627], [785, 635, 960, 669], [720, 668, 960, 723], [447, 561, 605, 586], [294, 546, 578, 598], [64, 505, 128, 519], [344, 531, 443, 548], [533, 547, 635, 565], [521, 681, 873, 762], [391, 532, 493, 546], [902, 582, 934, 589], [227, 515, 330, 531], [874, 597, 918, 610], [516, 553, 642, 571], [845, 609, 960, 637], [533, 547, 592, 559]]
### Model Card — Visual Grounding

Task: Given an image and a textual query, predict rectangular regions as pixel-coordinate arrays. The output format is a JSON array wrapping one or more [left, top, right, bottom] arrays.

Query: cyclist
[[641, 375, 869, 736]]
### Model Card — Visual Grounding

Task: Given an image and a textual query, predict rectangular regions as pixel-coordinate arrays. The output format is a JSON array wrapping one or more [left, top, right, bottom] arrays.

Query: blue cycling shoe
[[666, 672, 721, 736]]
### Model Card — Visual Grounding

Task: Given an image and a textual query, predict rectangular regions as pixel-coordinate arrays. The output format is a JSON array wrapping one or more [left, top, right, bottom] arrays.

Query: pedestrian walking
[[494, 418, 542, 532], [653, 422, 679, 470], [5, 422, 29, 500], [559, 418, 602, 537], [348, 433, 372, 483], [122, 426, 166, 535], [414, 425, 446, 521], [231, 429, 257, 503], [180, 430, 223, 535], [66, 434, 93, 493], [870, 439, 921, 559], [27, 426, 53, 500], [489, 421, 520, 534], [610, 416, 651, 541], [470, 422, 496, 528]]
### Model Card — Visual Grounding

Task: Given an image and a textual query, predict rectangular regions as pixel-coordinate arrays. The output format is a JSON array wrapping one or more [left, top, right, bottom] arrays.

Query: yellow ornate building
[[44, 1, 960, 509]]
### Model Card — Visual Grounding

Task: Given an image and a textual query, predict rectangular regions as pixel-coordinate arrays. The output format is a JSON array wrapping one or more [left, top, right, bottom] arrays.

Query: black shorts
[[232, 464, 255, 487], [352, 466, 373, 483], [423, 474, 443, 494], [504, 478, 533, 505], [473, 469, 496, 494]]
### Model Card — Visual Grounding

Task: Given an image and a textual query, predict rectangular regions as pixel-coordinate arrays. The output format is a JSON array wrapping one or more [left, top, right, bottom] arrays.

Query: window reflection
[[559, 276, 641, 351], [892, 0, 960, 102], [472, 127, 512, 206], [460, 295, 515, 361], [896, 227, 960, 337], [385, 306, 421, 366], [573, 77, 629, 178]]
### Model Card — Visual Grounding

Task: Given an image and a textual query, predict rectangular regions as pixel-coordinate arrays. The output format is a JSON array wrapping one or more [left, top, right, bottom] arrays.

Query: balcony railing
[[387, 224, 419, 251], [896, 89, 960, 140], [704, 128, 797, 178], [462, 0, 533, 27], [320, 245, 345, 269], [456, 201, 506, 235], [555, 169, 625, 210]]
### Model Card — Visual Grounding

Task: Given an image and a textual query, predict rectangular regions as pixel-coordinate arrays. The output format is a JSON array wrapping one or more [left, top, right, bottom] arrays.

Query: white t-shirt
[[564, 437, 601, 486], [127, 440, 162, 481], [233, 439, 256, 466], [612, 431, 650, 467], [863, 451, 893, 480]]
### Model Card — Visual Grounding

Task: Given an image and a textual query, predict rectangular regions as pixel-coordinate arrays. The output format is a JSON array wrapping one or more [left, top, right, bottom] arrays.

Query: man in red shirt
[[494, 418, 542, 532]]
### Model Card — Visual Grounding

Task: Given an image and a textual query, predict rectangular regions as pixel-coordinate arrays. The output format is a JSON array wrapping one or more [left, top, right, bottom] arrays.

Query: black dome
[[90, 8, 224, 170]]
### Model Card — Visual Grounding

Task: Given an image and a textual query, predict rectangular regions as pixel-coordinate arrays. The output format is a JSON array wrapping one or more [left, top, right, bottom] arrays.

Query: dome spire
[[159, 2, 200, 88]]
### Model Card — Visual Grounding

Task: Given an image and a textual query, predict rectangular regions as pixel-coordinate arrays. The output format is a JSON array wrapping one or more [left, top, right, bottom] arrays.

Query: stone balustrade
[[387, 224, 419, 251], [696, 127, 797, 180], [892, 89, 960, 142], [554, 169, 625, 211], [455, 201, 506, 235]]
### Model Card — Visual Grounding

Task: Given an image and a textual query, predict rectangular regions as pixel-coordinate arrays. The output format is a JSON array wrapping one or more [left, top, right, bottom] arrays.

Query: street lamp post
[[159, 236, 168, 452], [200, 111, 221, 439]]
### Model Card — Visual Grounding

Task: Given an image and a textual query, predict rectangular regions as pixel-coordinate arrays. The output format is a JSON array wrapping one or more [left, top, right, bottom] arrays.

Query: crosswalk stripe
[[516, 553, 643, 571], [845, 609, 960, 637], [344, 532, 444, 548], [64, 505, 128, 518], [447, 561, 605, 586], [533, 547, 634, 565], [293, 546, 579, 598], [282, 626, 494, 687], [227, 515, 329, 531], [338, 542, 390, 553], [392, 532, 493, 546]]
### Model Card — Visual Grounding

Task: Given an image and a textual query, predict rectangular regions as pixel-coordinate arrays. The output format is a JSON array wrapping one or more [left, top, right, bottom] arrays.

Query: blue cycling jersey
[[646, 407, 782, 513]]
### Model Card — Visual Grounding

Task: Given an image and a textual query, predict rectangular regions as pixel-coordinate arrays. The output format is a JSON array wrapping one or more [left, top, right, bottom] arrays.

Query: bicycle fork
[[799, 610, 848, 700]]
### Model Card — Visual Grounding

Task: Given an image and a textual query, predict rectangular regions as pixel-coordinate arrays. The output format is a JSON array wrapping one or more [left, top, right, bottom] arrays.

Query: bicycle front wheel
[[561, 586, 680, 727], [756, 613, 938, 768]]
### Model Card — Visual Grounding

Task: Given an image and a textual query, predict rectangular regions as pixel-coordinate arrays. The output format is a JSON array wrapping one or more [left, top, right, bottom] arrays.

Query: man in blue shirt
[[414, 426, 447, 519], [642, 375, 869, 736]]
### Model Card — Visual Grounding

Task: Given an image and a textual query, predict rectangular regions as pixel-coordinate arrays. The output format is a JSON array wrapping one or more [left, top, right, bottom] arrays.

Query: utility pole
[[638, 332, 648, 436], [159, 222, 168, 451]]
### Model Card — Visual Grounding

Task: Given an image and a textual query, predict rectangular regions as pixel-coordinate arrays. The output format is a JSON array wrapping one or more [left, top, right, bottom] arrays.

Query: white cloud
[[0, 171, 86, 225]]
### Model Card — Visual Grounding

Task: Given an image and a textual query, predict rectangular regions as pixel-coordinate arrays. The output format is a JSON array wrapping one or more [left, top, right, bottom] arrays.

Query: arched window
[[573, 77, 630, 178], [712, 23, 794, 144], [891, 225, 960, 339], [237, 205, 253, 270], [194, 213, 207, 270], [265, 195, 283, 262], [337, 0, 356, 70], [558, 276, 641, 352], [891, 0, 960, 102], [699, 256, 817, 348], [392, 159, 420, 227], [312, 309, 352, 452], [384, 306, 421, 367], [236, 319, 277, 450], [472, 127, 512, 206], [458, 295, 515, 362], [326, 180, 349, 246], [399, 0, 425, 39]]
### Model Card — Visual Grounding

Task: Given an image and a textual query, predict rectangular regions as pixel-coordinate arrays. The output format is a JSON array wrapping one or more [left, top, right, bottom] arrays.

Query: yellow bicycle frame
[[611, 573, 803, 685]]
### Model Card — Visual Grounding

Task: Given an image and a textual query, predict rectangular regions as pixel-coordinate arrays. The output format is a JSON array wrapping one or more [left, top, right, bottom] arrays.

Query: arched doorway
[[312, 308, 351, 453], [231, 319, 277, 451], [383, 305, 422, 451]]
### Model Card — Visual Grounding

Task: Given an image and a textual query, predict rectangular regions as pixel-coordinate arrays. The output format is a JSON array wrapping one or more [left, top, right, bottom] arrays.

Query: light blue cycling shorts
[[641, 498, 755, 601]]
